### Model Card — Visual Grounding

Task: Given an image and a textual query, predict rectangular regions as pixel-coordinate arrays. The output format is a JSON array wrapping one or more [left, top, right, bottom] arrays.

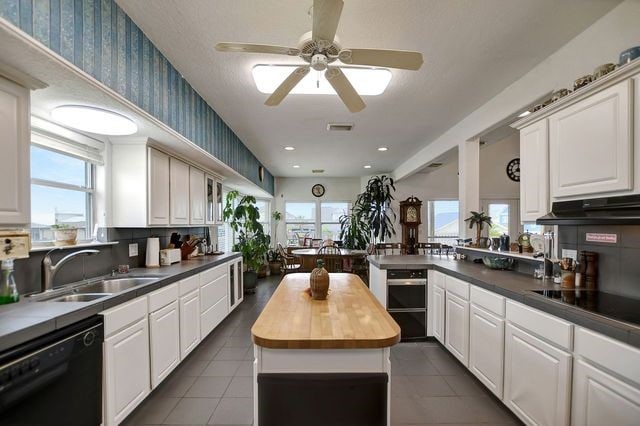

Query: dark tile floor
[[123, 275, 521, 426]]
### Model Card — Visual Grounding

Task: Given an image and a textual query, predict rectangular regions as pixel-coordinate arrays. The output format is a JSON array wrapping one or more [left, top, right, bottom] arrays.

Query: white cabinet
[[469, 304, 504, 398], [147, 148, 170, 225], [549, 79, 633, 198], [205, 175, 216, 225], [430, 273, 445, 345], [444, 291, 469, 367], [179, 288, 201, 359], [228, 259, 244, 312], [170, 157, 190, 225], [102, 297, 150, 426], [148, 283, 180, 389], [0, 76, 30, 225], [519, 120, 549, 222], [200, 265, 229, 339], [503, 323, 572, 426], [189, 167, 205, 225]]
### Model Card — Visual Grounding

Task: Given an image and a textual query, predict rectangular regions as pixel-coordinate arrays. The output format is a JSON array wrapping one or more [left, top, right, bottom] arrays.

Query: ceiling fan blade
[[216, 42, 300, 56], [312, 0, 343, 43], [325, 68, 365, 113], [339, 48, 424, 70], [265, 66, 310, 106]]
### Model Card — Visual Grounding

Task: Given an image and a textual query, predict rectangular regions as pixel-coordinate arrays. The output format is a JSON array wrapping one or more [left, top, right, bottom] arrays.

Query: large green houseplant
[[353, 175, 397, 245], [339, 210, 370, 250], [223, 190, 270, 290]]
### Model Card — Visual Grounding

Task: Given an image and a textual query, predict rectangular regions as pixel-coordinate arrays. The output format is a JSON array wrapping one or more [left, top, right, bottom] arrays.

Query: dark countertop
[[0, 253, 241, 352], [368, 255, 640, 349]]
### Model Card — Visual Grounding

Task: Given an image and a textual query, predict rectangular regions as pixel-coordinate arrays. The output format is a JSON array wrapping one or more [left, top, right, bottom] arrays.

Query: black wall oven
[[387, 269, 427, 340]]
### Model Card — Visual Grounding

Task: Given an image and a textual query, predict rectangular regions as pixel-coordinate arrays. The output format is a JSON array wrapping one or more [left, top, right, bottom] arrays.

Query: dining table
[[290, 247, 368, 272]]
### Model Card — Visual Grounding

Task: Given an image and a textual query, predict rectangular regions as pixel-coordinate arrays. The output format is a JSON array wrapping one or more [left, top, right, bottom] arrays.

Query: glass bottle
[[0, 259, 20, 305]]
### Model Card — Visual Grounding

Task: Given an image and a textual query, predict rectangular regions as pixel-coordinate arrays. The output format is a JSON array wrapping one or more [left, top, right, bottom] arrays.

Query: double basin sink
[[34, 276, 165, 303]]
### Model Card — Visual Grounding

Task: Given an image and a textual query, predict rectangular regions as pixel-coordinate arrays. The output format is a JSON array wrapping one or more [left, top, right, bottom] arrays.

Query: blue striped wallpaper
[[0, 0, 274, 194]]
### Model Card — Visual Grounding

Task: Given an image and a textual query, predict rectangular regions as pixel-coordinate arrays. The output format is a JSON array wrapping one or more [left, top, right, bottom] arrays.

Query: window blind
[[31, 116, 104, 165]]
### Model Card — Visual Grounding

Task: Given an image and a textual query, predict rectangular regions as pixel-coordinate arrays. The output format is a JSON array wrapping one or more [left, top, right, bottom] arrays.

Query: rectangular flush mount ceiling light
[[252, 64, 392, 96]]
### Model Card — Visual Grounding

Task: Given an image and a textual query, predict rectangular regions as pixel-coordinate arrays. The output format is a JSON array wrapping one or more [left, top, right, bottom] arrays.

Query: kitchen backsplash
[[559, 225, 640, 299], [14, 227, 212, 295]]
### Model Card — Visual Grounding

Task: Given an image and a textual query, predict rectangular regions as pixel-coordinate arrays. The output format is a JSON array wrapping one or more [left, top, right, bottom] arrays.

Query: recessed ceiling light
[[284, 146, 295, 151], [293, 165, 300, 168], [364, 165, 372, 169], [253, 65, 392, 96], [377, 147, 388, 152], [517, 110, 531, 118], [51, 105, 138, 135]]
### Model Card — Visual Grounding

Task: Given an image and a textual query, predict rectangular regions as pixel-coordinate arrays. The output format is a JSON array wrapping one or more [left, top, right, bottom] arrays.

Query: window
[[255, 198, 271, 237], [30, 145, 95, 243], [481, 199, 520, 238], [321, 202, 349, 240], [217, 191, 272, 252], [285, 202, 316, 245], [427, 200, 459, 245], [523, 223, 542, 234]]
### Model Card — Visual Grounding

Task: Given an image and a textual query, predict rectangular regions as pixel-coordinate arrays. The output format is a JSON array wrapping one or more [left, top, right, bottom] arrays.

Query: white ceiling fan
[[215, 0, 423, 113]]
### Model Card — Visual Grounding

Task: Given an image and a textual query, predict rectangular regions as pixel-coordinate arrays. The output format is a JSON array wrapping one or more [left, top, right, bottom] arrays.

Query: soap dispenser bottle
[[0, 259, 19, 304]]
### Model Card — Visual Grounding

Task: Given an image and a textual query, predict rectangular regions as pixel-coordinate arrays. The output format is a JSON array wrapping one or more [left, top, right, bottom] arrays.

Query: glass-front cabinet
[[229, 259, 243, 312], [216, 180, 223, 224], [206, 175, 215, 224]]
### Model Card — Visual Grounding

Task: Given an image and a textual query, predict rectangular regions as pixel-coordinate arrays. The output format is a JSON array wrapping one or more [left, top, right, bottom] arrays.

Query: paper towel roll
[[146, 237, 160, 267]]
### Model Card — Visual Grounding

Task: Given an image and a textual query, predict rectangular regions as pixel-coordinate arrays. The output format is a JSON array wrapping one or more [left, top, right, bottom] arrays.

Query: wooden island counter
[[251, 273, 401, 426]]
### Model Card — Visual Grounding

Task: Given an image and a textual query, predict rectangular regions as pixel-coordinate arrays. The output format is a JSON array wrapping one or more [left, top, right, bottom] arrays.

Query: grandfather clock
[[400, 196, 422, 254]]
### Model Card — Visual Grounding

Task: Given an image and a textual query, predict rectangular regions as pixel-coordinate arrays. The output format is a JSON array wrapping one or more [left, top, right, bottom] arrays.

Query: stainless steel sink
[[76, 277, 161, 294], [52, 293, 111, 302]]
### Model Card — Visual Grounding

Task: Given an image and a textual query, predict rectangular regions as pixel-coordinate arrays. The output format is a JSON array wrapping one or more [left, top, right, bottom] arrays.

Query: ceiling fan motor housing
[[311, 54, 329, 71]]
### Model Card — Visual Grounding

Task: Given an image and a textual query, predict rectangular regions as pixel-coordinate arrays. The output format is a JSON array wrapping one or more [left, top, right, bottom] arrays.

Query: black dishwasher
[[387, 269, 427, 340], [0, 315, 104, 426]]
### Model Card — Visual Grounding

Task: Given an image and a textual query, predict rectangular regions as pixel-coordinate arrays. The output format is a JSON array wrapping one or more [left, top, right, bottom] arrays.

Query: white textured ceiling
[[116, 0, 619, 178]]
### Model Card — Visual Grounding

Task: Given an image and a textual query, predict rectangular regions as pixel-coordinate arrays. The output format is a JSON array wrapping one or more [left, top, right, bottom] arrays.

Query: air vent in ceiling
[[427, 162, 443, 168], [327, 123, 354, 131], [312, 169, 325, 174]]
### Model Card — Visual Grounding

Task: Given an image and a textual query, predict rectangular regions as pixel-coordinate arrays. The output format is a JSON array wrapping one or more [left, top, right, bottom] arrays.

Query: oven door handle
[[0, 363, 68, 410]]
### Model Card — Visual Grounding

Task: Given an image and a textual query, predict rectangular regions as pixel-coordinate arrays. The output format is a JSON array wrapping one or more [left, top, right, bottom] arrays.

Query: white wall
[[272, 177, 361, 246], [394, 0, 640, 180], [479, 132, 520, 199]]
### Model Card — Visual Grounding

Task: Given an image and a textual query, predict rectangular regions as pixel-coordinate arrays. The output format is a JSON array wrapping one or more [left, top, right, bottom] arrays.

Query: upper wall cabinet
[[170, 158, 190, 225], [549, 79, 633, 198], [189, 167, 205, 225], [519, 120, 549, 222], [205, 174, 223, 225], [148, 148, 170, 226], [0, 77, 30, 226]]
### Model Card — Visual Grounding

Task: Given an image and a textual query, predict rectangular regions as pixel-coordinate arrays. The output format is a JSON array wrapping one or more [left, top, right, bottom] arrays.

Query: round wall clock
[[311, 184, 325, 197], [506, 158, 520, 182]]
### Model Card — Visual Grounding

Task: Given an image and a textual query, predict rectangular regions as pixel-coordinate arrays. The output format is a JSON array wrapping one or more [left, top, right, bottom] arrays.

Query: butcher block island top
[[251, 273, 401, 349]]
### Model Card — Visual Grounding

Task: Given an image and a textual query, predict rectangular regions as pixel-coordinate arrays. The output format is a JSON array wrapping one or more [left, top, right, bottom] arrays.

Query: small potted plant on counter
[[464, 211, 493, 247], [51, 224, 78, 246], [223, 190, 270, 291]]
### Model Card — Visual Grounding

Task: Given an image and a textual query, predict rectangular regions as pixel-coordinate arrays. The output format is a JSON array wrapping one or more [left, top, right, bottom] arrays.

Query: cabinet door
[[170, 158, 190, 225], [205, 175, 216, 224], [572, 358, 640, 426], [432, 284, 445, 345], [504, 323, 572, 426], [179, 289, 201, 359], [445, 291, 469, 366], [216, 180, 223, 224], [104, 318, 150, 426], [147, 148, 170, 225], [149, 301, 180, 389], [228, 261, 236, 310], [549, 79, 632, 198], [0, 77, 29, 225], [189, 167, 205, 224], [469, 304, 504, 398], [520, 120, 548, 222], [236, 260, 244, 305]]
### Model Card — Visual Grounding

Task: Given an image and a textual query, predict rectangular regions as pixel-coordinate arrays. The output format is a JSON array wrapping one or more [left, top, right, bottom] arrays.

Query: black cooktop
[[530, 289, 640, 327]]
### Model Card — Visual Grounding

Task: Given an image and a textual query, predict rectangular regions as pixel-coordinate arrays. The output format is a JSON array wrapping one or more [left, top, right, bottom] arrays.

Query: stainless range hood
[[537, 194, 640, 225]]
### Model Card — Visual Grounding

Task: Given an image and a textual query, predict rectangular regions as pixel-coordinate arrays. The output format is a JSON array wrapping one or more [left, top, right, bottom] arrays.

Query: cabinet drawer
[[471, 285, 505, 317], [101, 296, 148, 337], [179, 274, 200, 295], [148, 282, 179, 312], [201, 295, 229, 339], [201, 264, 226, 285], [200, 274, 227, 313], [575, 327, 640, 385], [506, 300, 573, 350], [445, 275, 470, 300]]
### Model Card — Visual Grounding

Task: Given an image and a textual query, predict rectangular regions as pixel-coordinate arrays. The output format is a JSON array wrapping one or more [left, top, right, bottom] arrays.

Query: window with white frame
[[30, 145, 96, 243], [217, 191, 272, 252], [284, 200, 350, 245], [481, 199, 520, 238], [427, 200, 459, 246], [320, 202, 349, 240], [255, 198, 271, 238]]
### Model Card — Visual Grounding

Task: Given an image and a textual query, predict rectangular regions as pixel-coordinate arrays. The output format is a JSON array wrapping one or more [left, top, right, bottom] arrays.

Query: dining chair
[[277, 243, 301, 275], [375, 243, 405, 255], [316, 245, 342, 273], [416, 242, 442, 255]]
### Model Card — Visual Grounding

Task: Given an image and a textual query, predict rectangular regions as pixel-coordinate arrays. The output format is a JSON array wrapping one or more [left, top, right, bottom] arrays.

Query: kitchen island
[[251, 273, 400, 426]]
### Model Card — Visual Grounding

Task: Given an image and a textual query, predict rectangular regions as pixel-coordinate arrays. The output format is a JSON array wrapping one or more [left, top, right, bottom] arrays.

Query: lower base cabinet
[[444, 291, 469, 367], [179, 289, 201, 359], [469, 304, 504, 398], [503, 323, 572, 426], [432, 284, 445, 344], [104, 318, 150, 426], [149, 300, 180, 388]]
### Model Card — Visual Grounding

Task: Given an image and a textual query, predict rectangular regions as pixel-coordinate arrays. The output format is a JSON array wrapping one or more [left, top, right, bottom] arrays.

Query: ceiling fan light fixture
[[252, 65, 391, 96]]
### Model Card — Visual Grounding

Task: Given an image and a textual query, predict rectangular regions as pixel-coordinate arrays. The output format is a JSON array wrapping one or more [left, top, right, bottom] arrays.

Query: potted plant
[[353, 175, 397, 245], [51, 224, 78, 246], [266, 248, 282, 275], [464, 211, 493, 247], [339, 210, 371, 250], [223, 190, 271, 291]]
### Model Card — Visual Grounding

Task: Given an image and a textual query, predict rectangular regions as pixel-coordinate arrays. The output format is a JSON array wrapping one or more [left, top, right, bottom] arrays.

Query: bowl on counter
[[482, 257, 515, 270]]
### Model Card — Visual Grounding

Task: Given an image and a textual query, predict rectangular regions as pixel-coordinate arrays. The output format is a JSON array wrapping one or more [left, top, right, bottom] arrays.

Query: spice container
[[560, 257, 576, 289]]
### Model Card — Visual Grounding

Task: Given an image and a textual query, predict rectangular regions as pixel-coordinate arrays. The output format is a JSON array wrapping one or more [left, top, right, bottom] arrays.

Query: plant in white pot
[[51, 224, 78, 246]]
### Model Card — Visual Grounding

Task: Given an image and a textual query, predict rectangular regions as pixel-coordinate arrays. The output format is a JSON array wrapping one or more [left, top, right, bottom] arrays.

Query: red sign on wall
[[585, 233, 618, 244]]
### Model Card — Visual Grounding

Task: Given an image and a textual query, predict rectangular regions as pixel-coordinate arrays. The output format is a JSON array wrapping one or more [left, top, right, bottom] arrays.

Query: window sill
[[30, 241, 119, 253]]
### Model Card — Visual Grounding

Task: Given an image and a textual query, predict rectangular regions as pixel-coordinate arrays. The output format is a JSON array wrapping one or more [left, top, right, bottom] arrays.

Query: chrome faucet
[[41, 249, 100, 292]]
